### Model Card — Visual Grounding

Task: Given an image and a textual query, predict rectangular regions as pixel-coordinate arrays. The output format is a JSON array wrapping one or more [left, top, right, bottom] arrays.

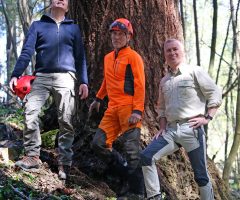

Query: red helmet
[[109, 18, 133, 37], [14, 75, 36, 100]]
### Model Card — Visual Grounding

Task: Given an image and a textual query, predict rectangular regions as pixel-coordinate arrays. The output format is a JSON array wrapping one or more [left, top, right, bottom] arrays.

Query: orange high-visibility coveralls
[[96, 46, 145, 148]]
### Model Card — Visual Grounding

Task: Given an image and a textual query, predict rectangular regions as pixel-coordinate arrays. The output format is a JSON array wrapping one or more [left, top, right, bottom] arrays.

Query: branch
[[222, 76, 239, 98], [201, 39, 235, 71]]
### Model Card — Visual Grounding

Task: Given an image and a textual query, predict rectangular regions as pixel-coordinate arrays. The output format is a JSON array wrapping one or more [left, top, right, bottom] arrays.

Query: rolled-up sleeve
[[194, 67, 222, 107]]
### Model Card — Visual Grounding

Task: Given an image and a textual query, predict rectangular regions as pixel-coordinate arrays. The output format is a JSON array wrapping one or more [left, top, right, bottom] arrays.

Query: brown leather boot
[[15, 156, 42, 170]]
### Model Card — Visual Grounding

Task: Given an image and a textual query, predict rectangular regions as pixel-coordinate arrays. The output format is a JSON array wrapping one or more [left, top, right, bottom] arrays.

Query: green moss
[[41, 129, 59, 149], [0, 106, 24, 130]]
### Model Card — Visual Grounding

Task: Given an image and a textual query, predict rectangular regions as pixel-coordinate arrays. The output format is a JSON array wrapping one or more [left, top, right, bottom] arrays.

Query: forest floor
[[1, 103, 240, 200], [0, 118, 116, 200], [0, 157, 116, 200]]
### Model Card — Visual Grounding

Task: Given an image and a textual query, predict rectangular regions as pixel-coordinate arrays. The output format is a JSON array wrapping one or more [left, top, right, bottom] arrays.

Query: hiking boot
[[148, 194, 162, 200], [117, 192, 144, 200], [15, 156, 42, 170], [58, 165, 71, 180]]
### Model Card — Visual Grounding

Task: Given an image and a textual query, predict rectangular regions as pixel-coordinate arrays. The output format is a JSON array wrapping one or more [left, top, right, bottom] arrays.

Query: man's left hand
[[128, 113, 142, 124], [79, 84, 88, 99], [188, 116, 209, 128]]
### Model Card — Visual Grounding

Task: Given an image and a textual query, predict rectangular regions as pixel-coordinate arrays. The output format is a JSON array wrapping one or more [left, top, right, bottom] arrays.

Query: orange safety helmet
[[109, 18, 133, 37], [14, 75, 36, 100]]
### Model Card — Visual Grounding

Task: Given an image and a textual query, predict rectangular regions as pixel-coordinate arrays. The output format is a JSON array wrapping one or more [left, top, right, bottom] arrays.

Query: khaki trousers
[[23, 72, 76, 166]]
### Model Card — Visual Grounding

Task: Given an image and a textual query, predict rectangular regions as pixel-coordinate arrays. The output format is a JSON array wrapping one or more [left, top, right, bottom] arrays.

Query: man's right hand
[[89, 100, 100, 116], [9, 77, 18, 93], [153, 129, 165, 140]]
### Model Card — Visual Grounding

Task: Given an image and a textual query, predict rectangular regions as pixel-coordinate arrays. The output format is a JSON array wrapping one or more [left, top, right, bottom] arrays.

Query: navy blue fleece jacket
[[11, 14, 88, 84]]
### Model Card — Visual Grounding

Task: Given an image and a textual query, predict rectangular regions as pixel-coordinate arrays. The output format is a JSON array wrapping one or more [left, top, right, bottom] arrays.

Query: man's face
[[111, 31, 131, 50], [51, 0, 68, 12], [164, 41, 184, 69]]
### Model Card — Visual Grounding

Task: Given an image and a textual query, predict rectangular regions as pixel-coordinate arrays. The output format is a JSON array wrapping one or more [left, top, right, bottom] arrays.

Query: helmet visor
[[109, 21, 128, 33]]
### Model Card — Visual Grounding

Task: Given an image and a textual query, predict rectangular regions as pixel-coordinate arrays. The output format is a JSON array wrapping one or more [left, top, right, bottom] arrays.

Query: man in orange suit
[[89, 18, 145, 200]]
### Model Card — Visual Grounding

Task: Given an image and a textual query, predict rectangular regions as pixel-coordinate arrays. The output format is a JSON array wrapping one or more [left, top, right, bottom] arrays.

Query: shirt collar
[[47, 13, 65, 24], [168, 62, 190, 76]]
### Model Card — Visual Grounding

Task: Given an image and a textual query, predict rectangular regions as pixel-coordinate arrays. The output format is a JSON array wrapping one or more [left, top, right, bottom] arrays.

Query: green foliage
[[0, 105, 24, 130], [0, 174, 44, 199], [230, 182, 240, 190], [41, 129, 59, 149], [23, 173, 36, 184]]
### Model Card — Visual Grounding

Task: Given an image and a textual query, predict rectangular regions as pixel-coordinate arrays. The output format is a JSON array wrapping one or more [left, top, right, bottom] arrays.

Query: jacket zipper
[[114, 50, 119, 76], [114, 60, 119, 76], [57, 24, 60, 66]]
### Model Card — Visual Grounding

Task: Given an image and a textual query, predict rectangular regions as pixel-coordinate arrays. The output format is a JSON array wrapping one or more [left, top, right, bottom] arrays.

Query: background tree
[[222, 0, 240, 189], [193, 0, 200, 65], [0, 0, 18, 101], [208, 0, 218, 78]]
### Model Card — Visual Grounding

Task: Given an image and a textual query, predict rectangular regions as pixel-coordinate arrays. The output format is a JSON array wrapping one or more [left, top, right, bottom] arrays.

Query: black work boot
[[58, 165, 71, 180]]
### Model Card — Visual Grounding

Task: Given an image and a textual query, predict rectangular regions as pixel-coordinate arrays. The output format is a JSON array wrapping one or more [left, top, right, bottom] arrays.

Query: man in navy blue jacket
[[9, 0, 88, 180]]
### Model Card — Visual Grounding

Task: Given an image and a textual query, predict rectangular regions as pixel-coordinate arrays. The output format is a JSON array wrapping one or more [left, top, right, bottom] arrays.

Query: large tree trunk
[[67, 0, 230, 199]]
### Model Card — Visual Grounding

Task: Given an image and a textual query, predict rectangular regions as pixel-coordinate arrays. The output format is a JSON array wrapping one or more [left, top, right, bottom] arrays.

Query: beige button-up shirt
[[158, 63, 222, 122]]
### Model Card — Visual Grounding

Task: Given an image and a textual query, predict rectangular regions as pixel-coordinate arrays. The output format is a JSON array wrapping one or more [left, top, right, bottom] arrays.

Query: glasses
[[109, 21, 128, 32]]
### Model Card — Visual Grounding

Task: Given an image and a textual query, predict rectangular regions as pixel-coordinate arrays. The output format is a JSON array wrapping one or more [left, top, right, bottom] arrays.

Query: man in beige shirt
[[141, 39, 222, 200]]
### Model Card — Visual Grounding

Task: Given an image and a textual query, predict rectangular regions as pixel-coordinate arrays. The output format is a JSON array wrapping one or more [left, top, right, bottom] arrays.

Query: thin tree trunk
[[224, 97, 230, 162], [17, 0, 36, 73], [216, 16, 231, 84], [208, 0, 218, 78], [193, 0, 200, 65], [44, 0, 51, 13], [0, 0, 18, 61], [179, 0, 186, 40], [17, 0, 32, 36]]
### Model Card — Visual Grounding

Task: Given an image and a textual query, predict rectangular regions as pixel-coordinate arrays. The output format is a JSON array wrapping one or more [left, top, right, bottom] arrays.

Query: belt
[[168, 118, 189, 126]]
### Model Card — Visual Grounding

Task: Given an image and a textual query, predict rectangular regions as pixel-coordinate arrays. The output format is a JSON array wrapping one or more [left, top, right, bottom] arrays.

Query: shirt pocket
[[178, 80, 195, 100], [162, 84, 171, 100]]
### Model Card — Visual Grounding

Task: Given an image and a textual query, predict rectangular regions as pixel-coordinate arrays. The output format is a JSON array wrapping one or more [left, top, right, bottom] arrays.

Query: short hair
[[164, 38, 184, 51]]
